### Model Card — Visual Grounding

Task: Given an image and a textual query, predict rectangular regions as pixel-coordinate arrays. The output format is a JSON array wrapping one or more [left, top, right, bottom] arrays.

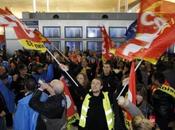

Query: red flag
[[116, 0, 175, 64], [0, 35, 5, 43], [128, 62, 136, 104], [101, 26, 115, 62], [124, 61, 136, 129], [0, 7, 46, 52], [60, 77, 79, 125], [33, 29, 51, 44]]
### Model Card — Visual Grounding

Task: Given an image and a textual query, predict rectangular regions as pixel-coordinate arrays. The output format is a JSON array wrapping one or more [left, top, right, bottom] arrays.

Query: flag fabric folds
[[124, 61, 136, 129], [60, 77, 79, 125], [101, 26, 115, 62], [0, 7, 46, 52], [128, 62, 136, 104], [116, 0, 175, 64], [33, 29, 51, 44]]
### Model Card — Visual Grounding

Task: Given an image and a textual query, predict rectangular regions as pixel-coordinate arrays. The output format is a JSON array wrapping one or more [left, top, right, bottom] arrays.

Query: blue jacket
[[14, 92, 48, 130], [0, 80, 15, 113]]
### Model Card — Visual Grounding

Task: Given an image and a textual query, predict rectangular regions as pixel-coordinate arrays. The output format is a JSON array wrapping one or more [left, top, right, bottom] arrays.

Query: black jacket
[[152, 88, 175, 130], [100, 71, 122, 94], [79, 92, 108, 130], [0, 92, 8, 114], [29, 90, 66, 130]]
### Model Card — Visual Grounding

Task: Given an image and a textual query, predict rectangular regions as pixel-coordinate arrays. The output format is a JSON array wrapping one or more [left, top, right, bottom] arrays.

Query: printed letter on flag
[[116, 0, 175, 64]]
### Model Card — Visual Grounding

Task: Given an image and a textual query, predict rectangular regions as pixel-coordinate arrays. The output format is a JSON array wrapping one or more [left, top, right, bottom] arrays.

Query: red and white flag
[[0, 7, 46, 52], [116, 0, 175, 64]]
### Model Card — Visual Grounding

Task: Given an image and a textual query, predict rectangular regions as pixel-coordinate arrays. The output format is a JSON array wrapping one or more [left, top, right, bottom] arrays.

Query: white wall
[[5, 27, 23, 55], [5, 19, 134, 55], [39, 19, 134, 52]]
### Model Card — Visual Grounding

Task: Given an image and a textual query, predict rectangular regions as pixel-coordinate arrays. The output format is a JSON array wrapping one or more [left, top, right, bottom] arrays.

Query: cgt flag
[[0, 7, 46, 52], [116, 0, 175, 64]]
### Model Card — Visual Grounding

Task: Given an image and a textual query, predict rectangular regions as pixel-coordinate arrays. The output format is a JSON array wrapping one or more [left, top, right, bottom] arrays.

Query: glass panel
[[168, 44, 175, 54], [45, 41, 61, 50], [43, 26, 60, 38], [87, 27, 102, 38], [87, 41, 102, 54], [65, 27, 82, 38], [65, 41, 83, 51], [113, 41, 123, 48], [109, 27, 127, 38]]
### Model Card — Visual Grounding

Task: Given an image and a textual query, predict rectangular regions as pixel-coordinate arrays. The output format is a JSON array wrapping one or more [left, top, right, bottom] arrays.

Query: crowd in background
[[0, 48, 175, 130]]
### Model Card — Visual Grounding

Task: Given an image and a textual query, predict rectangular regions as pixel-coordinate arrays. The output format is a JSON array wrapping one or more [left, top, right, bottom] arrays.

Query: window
[[45, 41, 61, 50], [113, 41, 123, 48], [87, 41, 102, 54], [65, 41, 83, 51], [168, 44, 175, 54], [109, 27, 127, 38], [43, 26, 60, 38], [65, 27, 82, 38], [87, 27, 102, 38]]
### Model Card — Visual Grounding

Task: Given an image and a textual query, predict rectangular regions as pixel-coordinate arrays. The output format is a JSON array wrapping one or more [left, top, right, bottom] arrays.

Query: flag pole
[[116, 60, 143, 100], [53, 45, 70, 62], [46, 48, 79, 87]]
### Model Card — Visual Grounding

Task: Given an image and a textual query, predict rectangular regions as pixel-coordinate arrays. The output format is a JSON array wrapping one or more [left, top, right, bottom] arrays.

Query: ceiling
[[0, 0, 138, 18]]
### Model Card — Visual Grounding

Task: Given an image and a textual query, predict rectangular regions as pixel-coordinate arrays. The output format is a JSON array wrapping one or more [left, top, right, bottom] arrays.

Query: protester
[[151, 71, 175, 130], [0, 91, 8, 130], [29, 79, 67, 130], [13, 77, 48, 130], [79, 77, 114, 130]]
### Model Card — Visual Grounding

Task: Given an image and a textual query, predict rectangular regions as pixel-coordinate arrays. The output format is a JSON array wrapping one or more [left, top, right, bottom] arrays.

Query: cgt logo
[[122, 11, 169, 56]]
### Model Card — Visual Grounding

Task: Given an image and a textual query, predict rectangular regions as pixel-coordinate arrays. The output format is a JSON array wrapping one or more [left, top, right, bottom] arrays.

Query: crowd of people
[[0, 48, 175, 130]]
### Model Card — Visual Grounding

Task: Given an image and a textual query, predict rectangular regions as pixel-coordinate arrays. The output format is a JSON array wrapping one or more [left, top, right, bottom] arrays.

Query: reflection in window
[[87, 41, 102, 53], [65, 41, 83, 51], [109, 27, 127, 38], [87, 27, 102, 38], [43, 26, 60, 38], [45, 41, 61, 50], [65, 27, 82, 38], [113, 41, 122, 48]]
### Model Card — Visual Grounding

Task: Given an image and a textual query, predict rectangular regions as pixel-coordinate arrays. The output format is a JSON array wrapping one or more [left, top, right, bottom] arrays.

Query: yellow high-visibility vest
[[79, 92, 114, 130], [158, 84, 175, 98]]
